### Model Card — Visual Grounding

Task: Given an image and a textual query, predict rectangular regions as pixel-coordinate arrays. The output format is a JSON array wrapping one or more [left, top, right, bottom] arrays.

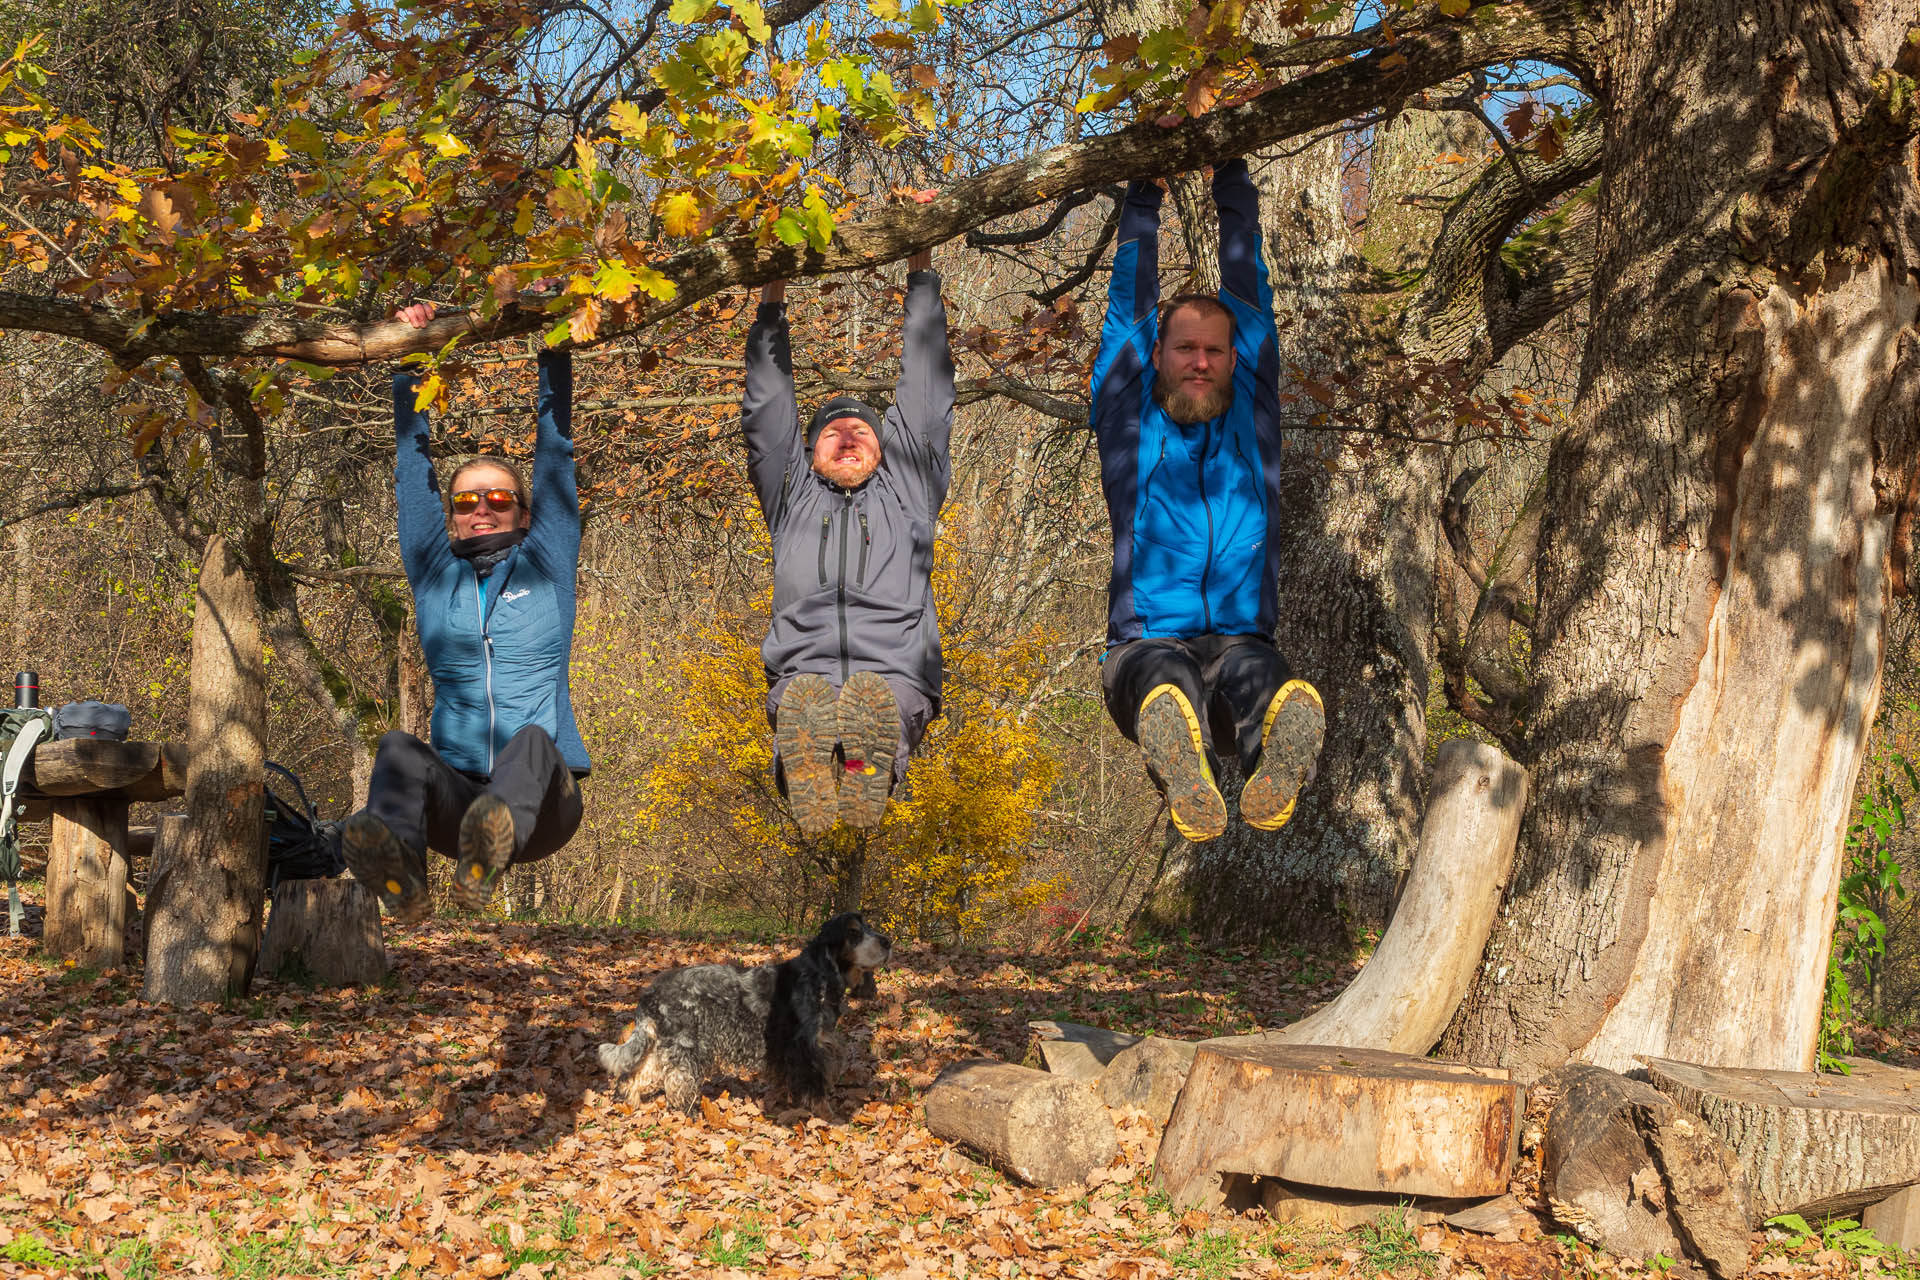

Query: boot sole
[[777, 674, 839, 839], [341, 812, 430, 923], [1138, 685, 1227, 842], [837, 671, 899, 832], [452, 793, 516, 914], [1241, 680, 1325, 832]]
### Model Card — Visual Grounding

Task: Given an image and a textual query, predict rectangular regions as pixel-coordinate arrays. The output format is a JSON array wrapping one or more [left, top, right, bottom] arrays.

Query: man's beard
[[1153, 376, 1232, 425], [816, 454, 879, 487]]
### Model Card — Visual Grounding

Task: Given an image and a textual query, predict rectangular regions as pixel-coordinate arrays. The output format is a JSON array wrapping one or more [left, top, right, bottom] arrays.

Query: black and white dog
[[597, 912, 892, 1114]]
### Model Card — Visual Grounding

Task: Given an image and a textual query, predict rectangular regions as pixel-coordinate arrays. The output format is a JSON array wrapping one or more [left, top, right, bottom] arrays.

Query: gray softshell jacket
[[742, 270, 954, 709]]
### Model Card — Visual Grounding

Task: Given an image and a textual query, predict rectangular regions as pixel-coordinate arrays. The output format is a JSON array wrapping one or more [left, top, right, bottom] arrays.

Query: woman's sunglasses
[[450, 488, 522, 514]]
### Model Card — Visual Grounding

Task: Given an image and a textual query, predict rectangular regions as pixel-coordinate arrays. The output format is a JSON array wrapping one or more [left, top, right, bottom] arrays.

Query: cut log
[[1097, 1037, 1197, 1129], [1154, 1042, 1520, 1210], [1026, 1020, 1142, 1083], [142, 535, 268, 1006], [25, 739, 161, 795], [923, 1059, 1119, 1188], [1227, 741, 1527, 1055], [1253, 1179, 1485, 1230], [1645, 1057, 1920, 1220], [258, 878, 386, 987], [1864, 1185, 1920, 1252], [120, 743, 187, 802], [42, 796, 129, 969], [1542, 1064, 1751, 1279]]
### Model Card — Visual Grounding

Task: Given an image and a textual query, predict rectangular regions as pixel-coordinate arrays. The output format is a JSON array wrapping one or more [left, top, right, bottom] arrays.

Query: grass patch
[[1353, 1206, 1438, 1276], [1167, 1228, 1250, 1277], [703, 1219, 769, 1268]]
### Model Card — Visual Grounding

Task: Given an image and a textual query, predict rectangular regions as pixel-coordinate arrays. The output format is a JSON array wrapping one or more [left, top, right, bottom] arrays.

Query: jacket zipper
[[856, 514, 871, 586], [836, 498, 852, 682], [816, 513, 832, 587], [474, 568, 496, 772], [1198, 421, 1215, 632]]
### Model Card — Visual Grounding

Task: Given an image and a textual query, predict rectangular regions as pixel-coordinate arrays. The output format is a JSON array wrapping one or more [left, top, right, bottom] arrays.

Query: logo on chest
[[501, 588, 532, 603]]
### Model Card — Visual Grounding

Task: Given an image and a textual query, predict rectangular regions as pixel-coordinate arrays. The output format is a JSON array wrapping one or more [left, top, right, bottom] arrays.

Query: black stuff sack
[[51, 701, 132, 742]]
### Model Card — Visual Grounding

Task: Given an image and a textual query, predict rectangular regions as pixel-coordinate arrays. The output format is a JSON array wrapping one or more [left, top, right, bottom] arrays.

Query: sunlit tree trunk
[[1444, 0, 1920, 1076]]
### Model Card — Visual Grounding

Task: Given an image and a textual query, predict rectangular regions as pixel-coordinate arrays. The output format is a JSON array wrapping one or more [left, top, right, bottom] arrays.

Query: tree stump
[[42, 796, 128, 969], [258, 878, 386, 987], [923, 1059, 1119, 1188], [1542, 1064, 1751, 1279], [1155, 1043, 1520, 1210], [142, 535, 269, 1006], [1645, 1057, 1920, 1219]]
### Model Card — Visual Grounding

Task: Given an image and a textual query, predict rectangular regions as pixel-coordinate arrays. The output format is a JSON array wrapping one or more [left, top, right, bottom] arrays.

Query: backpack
[[263, 761, 345, 888], [51, 701, 131, 742]]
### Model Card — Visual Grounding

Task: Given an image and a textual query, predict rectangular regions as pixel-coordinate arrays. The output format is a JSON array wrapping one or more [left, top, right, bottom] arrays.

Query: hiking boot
[[1136, 684, 1227, 842], [452, 792, 517, 914], [1240, 679, 1325, 832], [341, 811, 430, 923], [777, 674, 839, 839], [836, 671, 899, 832]]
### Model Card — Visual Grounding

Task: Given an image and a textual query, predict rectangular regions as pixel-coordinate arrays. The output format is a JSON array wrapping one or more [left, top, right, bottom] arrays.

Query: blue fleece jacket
[[391, 351, 590, 776], [1089, 159, 1285, 646]]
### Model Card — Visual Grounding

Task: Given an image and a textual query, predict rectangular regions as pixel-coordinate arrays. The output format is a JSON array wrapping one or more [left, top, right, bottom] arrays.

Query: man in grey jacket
[[742, 244, 952, 837]]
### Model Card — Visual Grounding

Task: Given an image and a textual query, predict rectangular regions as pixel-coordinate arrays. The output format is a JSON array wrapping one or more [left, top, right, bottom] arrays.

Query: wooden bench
[[18, 738, 185, 968]]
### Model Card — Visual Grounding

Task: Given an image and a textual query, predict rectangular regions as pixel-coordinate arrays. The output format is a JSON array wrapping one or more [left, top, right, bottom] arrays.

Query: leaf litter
[[0, 924, 1892, 1278]]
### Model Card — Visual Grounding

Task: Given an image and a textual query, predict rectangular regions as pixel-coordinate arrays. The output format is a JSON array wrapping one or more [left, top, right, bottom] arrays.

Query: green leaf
[[669, 0, 719, 21], [770, 209, 808, 246], [1437, 0, 1470, 14], [907, 1, 941, 31], [801, 186, 834, 251], [868, 0, 901, 19], [732, 0, 772, 43]]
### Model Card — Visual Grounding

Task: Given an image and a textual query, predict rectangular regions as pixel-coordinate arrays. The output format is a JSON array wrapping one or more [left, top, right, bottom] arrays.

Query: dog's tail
[[597, 1016, 657, 1078]]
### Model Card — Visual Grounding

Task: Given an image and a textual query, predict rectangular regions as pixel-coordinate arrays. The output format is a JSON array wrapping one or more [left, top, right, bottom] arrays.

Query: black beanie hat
[[807, 396, 882, 446]]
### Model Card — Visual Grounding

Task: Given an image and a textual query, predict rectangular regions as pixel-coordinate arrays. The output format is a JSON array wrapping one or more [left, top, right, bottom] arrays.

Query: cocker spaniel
[[597, 911, 892, 1114]]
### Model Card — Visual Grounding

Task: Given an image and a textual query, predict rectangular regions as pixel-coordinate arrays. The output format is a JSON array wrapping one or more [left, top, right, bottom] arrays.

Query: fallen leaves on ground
[[0, 923, 1894, 1279]]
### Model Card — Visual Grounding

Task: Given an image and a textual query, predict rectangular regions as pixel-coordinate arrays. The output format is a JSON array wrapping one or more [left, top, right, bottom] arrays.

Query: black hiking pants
[[362, 726, 583, 868], [1101, 634, 1292, 772]]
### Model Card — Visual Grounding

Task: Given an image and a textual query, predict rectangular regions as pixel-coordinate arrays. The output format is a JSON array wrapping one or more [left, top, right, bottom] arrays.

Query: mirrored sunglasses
[[450, 488, 521, 514]]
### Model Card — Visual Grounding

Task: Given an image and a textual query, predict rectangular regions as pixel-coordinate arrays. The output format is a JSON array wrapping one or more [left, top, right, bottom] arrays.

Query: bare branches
[[0, 480, 159, 530]]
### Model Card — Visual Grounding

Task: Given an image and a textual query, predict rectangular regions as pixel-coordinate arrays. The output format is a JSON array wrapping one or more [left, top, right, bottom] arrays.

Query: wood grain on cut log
[[1542, 1064, 1750, 1279], [142, 535, 269, 1006], [923, 1059, 1119, 1188], [1258, 742, 1527, 1054], [1098, 1037, 1198, 1129], [42, 797, 128, 969], [1155, 1043, 1520, 1210], [258, 879, 386, 988], [1646, 1057, 1920, 1219]]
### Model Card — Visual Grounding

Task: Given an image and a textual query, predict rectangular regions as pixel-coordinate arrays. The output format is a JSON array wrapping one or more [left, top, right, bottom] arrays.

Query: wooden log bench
[[19, 738, 185, 968]]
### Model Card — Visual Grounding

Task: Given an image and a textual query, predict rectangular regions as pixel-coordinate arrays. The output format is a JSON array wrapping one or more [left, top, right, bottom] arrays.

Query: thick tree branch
[[0, 0, 1597, 366], [1400, 108, 1604, 369], [0, 480, 160, 529]]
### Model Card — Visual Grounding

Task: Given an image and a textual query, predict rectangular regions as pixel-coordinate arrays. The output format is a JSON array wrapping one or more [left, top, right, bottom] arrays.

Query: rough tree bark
[[141, 533, 268, 1005], [1444, 1, 1920, 1076]]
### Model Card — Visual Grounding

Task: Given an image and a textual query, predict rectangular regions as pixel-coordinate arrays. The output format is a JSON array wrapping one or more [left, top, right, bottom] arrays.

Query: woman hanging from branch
[[339, 302, 590, 922]]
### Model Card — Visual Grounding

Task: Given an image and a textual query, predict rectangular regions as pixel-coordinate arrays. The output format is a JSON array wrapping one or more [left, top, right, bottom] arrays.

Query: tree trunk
[[258, 877, 386, 987], [923, 1059, 1120, 1188], [1444, 1, 1920, 1077], [142, 533, 269, 1005]]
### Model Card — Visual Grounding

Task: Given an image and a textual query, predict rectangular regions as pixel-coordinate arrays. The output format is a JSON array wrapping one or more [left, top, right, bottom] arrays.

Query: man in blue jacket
[[742, 242, 952, 838], [339, 302, 589, 921], [1090, 160, 1325, 843]]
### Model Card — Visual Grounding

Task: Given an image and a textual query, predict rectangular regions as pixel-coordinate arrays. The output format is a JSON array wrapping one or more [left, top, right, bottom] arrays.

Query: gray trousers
[[766, 673, 936, 789]]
